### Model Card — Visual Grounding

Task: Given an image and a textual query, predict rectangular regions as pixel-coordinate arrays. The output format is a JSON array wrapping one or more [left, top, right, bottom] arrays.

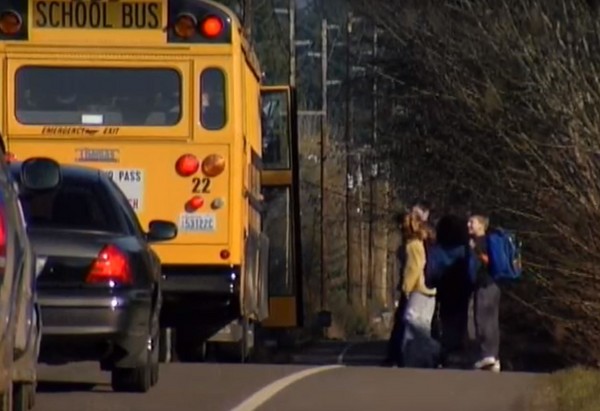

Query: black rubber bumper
[[37, 288, 153, 368]]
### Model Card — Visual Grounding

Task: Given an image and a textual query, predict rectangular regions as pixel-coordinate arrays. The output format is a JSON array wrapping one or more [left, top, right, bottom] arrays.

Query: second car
[[10, 158, 177, 393]]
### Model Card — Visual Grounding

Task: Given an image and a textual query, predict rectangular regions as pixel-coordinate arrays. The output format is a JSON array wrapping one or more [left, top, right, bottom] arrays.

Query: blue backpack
[[486, 229, 522, 282]]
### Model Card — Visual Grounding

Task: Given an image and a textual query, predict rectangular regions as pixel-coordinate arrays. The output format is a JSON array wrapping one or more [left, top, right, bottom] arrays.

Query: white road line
[[229, 365, 342, 411], [336, 343, 353, 365]]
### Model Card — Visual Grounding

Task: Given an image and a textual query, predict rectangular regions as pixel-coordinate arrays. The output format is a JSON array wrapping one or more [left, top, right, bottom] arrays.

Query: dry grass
[[529, 367, 600, 411]]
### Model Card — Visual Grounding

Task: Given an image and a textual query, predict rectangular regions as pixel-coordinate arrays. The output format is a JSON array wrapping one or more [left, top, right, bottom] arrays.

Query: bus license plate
[[179, 214, 216, 233]]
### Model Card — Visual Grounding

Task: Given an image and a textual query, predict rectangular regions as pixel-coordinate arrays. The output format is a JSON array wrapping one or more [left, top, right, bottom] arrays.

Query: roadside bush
[[529, 367, 600, 411]]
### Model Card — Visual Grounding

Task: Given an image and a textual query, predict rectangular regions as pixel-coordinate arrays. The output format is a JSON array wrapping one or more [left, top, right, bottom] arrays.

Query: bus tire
[[212, 321, 254, 363], [242, 318, 255, 362], [12, 382, 34, 411], [0, 381, 11, 411], [240, 318, 249, 363], [174, 329, 207, 363]]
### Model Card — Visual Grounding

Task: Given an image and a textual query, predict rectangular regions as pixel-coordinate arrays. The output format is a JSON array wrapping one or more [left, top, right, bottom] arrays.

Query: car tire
[[111, 333, 153, 393], [12, 382, 33, 411], [150, 361, 159, 387], [150, 330, 160, 386], [111, 362, 151, 393]]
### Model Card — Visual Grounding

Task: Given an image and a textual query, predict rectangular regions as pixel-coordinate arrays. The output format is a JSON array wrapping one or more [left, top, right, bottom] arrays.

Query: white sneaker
[[474, 356, 497, 370], [491, 360, 501, 373]]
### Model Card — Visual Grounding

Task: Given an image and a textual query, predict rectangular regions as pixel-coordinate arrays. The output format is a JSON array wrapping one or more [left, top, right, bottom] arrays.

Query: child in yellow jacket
[[400, 213, 439, 368]]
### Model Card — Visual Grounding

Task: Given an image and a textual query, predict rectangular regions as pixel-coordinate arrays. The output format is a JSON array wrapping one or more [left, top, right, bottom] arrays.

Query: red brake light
[[220, 249, 230, 260], [86, 245, 132, 285], [175, 154, 199, 177], [200, 16, 223, 38], [186, 195, 204, 212]]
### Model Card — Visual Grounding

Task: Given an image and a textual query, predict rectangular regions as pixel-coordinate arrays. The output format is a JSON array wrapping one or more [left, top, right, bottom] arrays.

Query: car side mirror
[[20, 157, 61, 191], [147, 220, 178, 242]]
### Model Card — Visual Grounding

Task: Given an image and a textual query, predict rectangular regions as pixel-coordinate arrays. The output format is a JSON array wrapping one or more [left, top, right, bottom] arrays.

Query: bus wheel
[[0, 380, 12, 411], [174, 329, 207, 363], [240, 318, 255, 363], [212, 320, 254, 363]]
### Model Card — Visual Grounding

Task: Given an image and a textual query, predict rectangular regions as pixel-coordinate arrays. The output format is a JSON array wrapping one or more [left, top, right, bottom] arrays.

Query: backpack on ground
[[486, 229, 522, 282]]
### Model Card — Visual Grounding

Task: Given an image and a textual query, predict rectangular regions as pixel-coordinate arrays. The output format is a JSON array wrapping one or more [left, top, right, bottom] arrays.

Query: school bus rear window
[[201, 68, 226, 130], [15, 66, 182, 127]]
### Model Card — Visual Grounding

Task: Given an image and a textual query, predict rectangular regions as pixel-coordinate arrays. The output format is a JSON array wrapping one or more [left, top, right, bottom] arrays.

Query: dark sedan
[[10, 158, 178, 393]]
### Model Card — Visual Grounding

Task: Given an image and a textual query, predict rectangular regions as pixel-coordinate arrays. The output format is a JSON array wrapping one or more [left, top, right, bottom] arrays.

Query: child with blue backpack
[[468, 213, 522, 372], [468, 214, 502, 372]]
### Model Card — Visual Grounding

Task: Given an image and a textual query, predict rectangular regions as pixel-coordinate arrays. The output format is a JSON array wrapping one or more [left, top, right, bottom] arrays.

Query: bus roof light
[[200, 16, 223, 38], [174, 14, 197, 39], [175, 154, 199, 177], [202, 154, 225, 177], [0, 11, 22, 35]]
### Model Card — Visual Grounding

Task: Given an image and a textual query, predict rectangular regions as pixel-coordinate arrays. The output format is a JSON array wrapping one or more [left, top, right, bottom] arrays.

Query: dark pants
[[431, 299, 441, 341], [385, 294, 408, 365], [439, 294, 470, 355], [473, 282, 501, 359]]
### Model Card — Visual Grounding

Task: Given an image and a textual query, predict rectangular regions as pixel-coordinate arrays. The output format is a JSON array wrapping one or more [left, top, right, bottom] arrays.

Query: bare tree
[[350, 0, 600, 365]]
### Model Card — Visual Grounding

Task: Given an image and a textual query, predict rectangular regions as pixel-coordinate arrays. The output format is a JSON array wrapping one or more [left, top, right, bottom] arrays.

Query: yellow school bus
[[0, 0, 302, 360]]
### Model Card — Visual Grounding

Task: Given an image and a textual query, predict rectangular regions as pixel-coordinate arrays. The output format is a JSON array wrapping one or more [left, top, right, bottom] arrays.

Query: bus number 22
[[192, 177, 211, 193]]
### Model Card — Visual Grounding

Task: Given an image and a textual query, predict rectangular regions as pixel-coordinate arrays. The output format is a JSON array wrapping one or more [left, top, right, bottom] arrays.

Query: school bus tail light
[[0, 11, 22, 35], [4, 152, 16, 163], [220, 249, 230, 260], [200, 16, 223, 38], [175, 154, 199, 177], [202, 154, 225, 177], [173, 14, 197, 39], [186, 196, 204, 212]]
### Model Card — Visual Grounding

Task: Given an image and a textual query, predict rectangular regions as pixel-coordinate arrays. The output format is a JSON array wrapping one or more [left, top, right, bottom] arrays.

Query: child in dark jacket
[[426, 214, 472, 367], [468, 214, 501, 372]]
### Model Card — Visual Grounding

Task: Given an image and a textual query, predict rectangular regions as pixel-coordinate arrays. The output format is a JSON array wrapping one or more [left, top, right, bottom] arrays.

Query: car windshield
[[14, 173, 121, 232]]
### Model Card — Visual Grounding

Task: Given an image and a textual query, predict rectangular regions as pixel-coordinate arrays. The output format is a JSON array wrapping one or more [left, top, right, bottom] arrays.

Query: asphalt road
[[33, 341, 540, 411]]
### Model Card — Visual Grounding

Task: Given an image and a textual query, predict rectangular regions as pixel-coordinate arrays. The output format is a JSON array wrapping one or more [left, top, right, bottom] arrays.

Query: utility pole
[[344, 12, 354, 304], [296, 18, 339, 309], [289, 0, 296, 86], [357, 152, 366, 307], [319, 18, 328, 311]]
